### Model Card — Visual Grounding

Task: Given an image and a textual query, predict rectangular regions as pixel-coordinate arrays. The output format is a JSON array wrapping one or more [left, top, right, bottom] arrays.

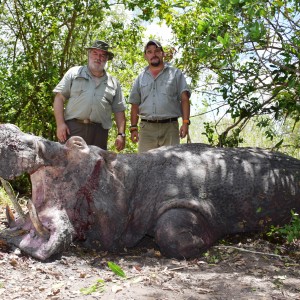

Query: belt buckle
[[83, 119, 90, 124]]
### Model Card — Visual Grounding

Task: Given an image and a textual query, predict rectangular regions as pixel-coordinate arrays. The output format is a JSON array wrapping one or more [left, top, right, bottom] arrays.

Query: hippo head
[[0, 124, 111, 260]]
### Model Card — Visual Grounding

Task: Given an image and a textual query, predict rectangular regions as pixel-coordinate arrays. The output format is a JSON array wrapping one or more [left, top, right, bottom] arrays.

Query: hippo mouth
[[0, 125, 92, 260], [1, 131, 107, 260], [2, 169, 76, 261], [0, 124, 105, 260]]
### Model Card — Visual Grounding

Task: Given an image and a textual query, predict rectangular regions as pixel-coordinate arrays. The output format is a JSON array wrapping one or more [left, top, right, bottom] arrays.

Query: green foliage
[[107, 261, 127, 278], [1, 0, 299, 155], [168, 0, 300, 151], [202, 122, 216, 145], [80, 279, 105, 295], [79, 261, 126, 295], [204, 250, 221, 264], [267, 210, 300, 243], [240, 116, 300, 158], [0, 0, 145, 141], [9, 174, 31, 197]]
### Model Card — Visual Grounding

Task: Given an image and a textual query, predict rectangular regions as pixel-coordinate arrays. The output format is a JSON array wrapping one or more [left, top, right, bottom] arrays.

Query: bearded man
[[129, 40, 191, 153], [53, 40, 126, 151]]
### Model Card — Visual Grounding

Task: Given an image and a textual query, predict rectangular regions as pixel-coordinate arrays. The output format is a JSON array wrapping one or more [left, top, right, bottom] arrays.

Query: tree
[[0, 0, 145, 143], [165, 0, 299, 150], [1, 0, 299, 156]]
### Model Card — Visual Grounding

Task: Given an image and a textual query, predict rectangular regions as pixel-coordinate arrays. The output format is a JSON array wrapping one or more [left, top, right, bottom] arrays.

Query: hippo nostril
[[74, 141, 84, 147], [66, 136, 88, 149]]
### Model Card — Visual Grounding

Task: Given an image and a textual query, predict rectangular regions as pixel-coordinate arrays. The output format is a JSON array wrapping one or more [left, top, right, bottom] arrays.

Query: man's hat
[[86, 40, 114, 60], [144, 40, 164, 53]]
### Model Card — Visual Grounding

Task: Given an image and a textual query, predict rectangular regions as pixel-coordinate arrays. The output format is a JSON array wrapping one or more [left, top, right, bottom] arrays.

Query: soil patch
[[1, 206, 300, 300]]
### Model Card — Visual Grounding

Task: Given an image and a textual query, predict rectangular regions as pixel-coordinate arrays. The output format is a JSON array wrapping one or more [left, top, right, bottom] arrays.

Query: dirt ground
[[1, 207, 300, 300]]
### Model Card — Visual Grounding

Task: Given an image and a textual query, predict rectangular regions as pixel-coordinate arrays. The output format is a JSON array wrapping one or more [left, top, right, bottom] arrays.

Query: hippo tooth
[[5, 205, 16, 227], [27, 199, 50, 239]]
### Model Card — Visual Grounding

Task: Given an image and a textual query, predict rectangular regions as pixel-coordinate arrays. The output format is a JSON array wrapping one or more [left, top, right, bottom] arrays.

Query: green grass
[[0, 187, 10, 206]]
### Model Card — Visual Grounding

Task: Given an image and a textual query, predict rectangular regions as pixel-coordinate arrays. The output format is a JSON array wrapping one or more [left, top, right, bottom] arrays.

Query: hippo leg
[[155, 208, 217, 259]]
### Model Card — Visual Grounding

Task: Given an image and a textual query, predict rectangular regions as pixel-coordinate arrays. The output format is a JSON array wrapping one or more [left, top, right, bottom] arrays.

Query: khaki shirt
[[53, 66, 126, 129], [128, 63, 191, 120]]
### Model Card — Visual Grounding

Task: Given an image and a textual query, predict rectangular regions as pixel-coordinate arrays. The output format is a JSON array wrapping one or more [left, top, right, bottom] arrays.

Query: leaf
[[107, 261, 126, 278], [273, 139, 283, 149], [80, 279, 105, 295]]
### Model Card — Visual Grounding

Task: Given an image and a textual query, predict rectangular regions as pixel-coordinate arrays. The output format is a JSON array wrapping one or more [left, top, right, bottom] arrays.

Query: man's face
[[88, 49, 108, 70], [144, 45, 164, 67]]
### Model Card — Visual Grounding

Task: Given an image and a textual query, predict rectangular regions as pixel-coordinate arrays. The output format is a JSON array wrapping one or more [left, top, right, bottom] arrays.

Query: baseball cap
[[144, 40, 164, 53]]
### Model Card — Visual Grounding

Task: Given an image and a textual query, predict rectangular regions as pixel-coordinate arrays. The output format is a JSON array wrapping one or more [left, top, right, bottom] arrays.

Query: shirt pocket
[[103, 83, 116, 104], [159, 79, 176, 97], [70, 78, 88, 98], [140, 81, 152, 102]]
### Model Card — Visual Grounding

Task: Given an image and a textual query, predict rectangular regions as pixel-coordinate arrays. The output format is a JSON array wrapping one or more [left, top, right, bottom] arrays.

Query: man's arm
[[53, 93, 69, 142], [180, 91, 190, 139], [130, 104, 140, 143], [114, 111, 126, 151]]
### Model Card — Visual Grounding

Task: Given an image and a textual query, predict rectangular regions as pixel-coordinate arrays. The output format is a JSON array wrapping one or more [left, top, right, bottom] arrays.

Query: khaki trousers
[[138, 121, 180, 153]]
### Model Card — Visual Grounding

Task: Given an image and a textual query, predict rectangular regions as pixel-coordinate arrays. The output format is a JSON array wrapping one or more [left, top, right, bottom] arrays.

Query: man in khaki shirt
[[129, 40, 191, 153], [53, 40, 126, 151]]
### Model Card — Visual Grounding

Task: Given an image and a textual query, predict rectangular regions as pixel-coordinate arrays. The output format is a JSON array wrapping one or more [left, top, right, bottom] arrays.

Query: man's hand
[[115, 135, 125, 151], [130, 130, 139, 143], [180, 124, 189, 139], [56, 123, 70, 143]]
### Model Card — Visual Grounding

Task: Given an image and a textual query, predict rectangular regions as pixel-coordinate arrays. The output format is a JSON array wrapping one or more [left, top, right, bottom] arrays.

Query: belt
[[73, 118, 99, 125], [141, 117, 178, 123]]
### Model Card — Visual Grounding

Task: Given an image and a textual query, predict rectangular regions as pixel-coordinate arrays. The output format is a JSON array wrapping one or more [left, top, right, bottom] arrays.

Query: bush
[[267, 210, 300, 243]]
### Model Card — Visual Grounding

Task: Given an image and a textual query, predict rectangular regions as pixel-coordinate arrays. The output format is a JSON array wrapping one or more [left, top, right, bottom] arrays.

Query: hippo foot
[[155, 208, 215, 259]]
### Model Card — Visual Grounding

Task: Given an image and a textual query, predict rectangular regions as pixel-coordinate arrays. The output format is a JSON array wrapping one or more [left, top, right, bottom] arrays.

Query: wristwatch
[[118, 133, 126, 137]]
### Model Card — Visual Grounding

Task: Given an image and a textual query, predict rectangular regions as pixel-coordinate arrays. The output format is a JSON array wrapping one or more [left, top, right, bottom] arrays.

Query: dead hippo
[[0, 123, 299, 260]]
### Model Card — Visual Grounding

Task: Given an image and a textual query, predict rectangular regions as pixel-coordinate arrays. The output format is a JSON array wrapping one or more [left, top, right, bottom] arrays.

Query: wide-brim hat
[[144, 40, 164, 53], [86, 40, 114, 60]]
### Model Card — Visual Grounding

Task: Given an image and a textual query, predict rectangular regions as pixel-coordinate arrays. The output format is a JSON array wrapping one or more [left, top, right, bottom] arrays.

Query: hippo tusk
[[5, 205, 16, 227], [27, 199, 50, 239], [1, 177, 26, 223]]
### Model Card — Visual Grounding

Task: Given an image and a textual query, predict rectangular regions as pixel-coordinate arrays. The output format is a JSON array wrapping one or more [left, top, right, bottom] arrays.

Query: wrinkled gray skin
[[0, 124, 300, 261]]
